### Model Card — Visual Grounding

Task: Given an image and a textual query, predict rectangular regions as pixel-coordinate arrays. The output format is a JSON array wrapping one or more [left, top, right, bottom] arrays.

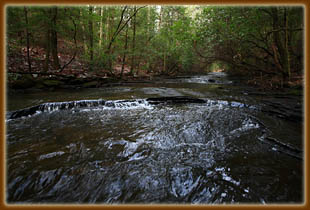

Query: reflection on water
[[6, 73, 303, 204]]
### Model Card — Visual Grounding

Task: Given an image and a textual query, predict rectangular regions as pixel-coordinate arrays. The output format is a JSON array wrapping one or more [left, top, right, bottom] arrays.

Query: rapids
[[6, 72, 303, 204]]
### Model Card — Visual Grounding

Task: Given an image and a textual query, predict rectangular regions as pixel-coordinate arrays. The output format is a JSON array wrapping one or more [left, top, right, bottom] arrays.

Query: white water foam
[[38, 151, 65, 161], [103, 99, 153, 110]]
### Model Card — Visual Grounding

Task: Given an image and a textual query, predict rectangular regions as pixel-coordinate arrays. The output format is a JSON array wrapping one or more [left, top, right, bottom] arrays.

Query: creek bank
[[7, 70, 221, 90], [8, 74, 120, 90], [8, 73, 180, 91]]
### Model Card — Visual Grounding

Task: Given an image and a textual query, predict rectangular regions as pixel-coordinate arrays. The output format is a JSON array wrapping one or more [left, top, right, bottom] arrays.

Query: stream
[[6, 72, 303, 204]]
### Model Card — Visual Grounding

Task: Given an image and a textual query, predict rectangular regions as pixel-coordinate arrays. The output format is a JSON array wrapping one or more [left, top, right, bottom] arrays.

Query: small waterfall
[[40, 99, 106, 112], [8, 99, 106, 119], [8, 99, 153, 119], [7, 97, 257, 120], [104, 99, 152, 110]]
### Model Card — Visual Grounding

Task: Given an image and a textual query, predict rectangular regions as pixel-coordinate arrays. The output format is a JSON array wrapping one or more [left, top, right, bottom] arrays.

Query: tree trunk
[[80, 8, 88, 55], [106, 6, 127, 72], [284, 8, 291, 81], [105, 8, 110, 43], [107, 6, 127, 52], [106, 7, 114, 71], [147, 6, 150, 38], [50, 7, 60, 70], [99, 6, 104, 48], [146, 6, 151, 73], [159, 6, 163, 31], [163, 51, 166, 74], [44, 29, 50, 72], [130, 6, 137, 75], [24, 7, 32, 72], [120, 25, 129, 79], [271, 7, 290, 82], [105, 6, 144, 73], [88, 6, 94, 70]]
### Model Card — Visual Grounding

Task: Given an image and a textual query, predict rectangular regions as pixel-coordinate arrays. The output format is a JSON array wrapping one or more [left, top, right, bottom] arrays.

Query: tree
[[88, 5, 94, 67], [104, 6, 145, 72], [130, 6, 137, 75], [120, 24, 129, 78], [23, 6, 32, 72], [98, 6, 104, 48], [194, 6, 303, 81], [6, 5, 303, 82], [50, 6, 60, 70]]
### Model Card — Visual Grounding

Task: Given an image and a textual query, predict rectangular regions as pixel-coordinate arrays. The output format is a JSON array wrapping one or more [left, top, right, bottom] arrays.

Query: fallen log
[[8, 71, 75, 78]]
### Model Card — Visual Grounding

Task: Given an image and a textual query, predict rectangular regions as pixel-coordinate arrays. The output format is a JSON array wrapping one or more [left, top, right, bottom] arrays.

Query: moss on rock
[[42, 79, 65, 87], [10, 75, 35, 89], [82, 81, 98, 88]]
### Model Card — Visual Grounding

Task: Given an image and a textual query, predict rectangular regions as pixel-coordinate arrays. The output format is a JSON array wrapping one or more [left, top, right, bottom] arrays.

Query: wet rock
[[8, 99, 106, 119], [247, 92, 268, 96], [261, 98, 303, 123], [34, 82, 45, 89], [208, 79, 216, 83], [10, 75, 36, 89], [9, 104, 42, 119], [147, 96, 206, 105], [82, 81, 98, 88], [67, 78, 86, 85], [260, 137, 303, 160], [58, 84, 78, 89], [42, 79, 65, 87]]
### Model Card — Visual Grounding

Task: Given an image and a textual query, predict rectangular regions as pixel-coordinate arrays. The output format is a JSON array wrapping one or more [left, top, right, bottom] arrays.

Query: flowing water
[[6, 72, 303, 204]]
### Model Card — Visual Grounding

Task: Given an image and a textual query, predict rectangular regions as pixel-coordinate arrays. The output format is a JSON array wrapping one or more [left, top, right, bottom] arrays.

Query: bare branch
[[58, 12, 78, 72], [107, 6, 146, 51], [266, 27, 303, 37], [107, 6, 128, 51]]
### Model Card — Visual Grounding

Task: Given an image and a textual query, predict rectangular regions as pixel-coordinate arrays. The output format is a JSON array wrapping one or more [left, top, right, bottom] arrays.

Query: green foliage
[[6, 5, 303, 77], [194, 6, 303, 77], [7, 73, 22, 81]]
